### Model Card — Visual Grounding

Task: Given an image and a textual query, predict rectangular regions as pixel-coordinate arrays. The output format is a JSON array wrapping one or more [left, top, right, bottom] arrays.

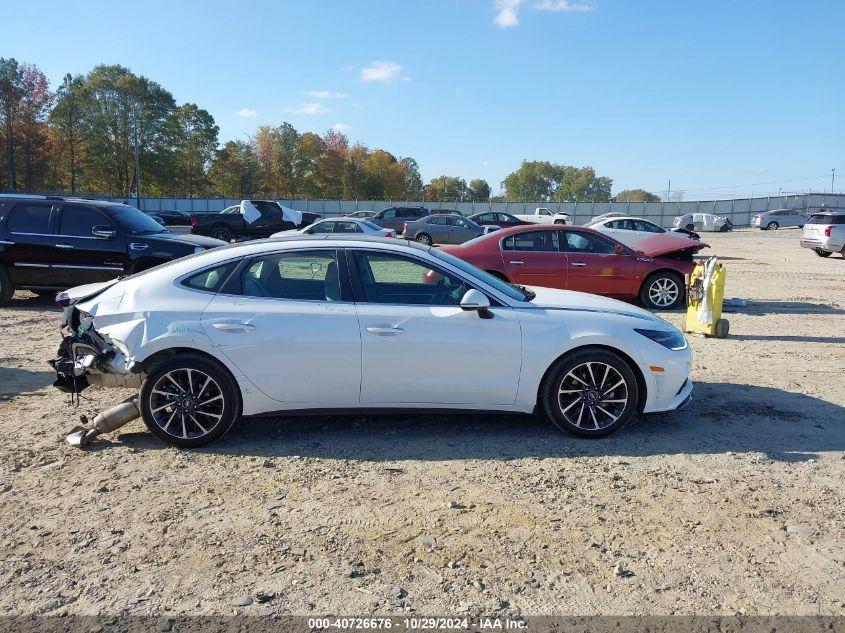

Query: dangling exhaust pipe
[[66, 397, 140, 448]]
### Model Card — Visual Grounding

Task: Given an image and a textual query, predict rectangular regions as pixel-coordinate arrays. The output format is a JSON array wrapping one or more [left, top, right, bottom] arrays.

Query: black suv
[[369, 206, 430, 232], [0, 196, 225, 304]]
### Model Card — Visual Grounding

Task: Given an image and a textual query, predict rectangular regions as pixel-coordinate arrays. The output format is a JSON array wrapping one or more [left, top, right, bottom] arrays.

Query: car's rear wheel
[[139, 354, 241, 448], [640, 271, 684, 310], [210, 225, 233, 242], [814, 249, 832, 258], [766, 221, 779, 230], [0, 266, 13, 306], [541, 348, 638, 437], [554, 219, 566, 225], [416, 233, 433, 246]]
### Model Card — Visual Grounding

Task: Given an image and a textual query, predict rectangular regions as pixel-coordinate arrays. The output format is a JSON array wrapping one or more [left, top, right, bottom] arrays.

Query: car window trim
[[499, 229, 565, 253]]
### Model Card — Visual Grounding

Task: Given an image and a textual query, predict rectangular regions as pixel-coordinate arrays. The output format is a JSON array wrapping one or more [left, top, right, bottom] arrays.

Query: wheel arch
[[537, 344, 648, 413], [639, 267, 685, 295]]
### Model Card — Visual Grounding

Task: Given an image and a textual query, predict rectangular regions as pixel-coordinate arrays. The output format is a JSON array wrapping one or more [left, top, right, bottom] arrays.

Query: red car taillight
[[825, 226, 833, 237], [754, 215, 762, 220], [190, 215, 197, 227]]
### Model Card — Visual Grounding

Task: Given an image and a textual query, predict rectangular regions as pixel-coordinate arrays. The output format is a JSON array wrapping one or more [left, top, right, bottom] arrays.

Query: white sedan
[[272, 217, 396, 238], [586, 216, 701, 247], [52, 237, 693, 447]]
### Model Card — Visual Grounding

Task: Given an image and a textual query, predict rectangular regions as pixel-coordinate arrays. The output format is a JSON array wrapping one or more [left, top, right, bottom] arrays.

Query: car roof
[[812, 210, 845, 215], [594, 216, 656, 222], [0, 195, 122, 207]]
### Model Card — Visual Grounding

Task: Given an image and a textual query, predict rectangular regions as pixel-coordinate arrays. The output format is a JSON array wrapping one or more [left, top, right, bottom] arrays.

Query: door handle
[[571, 262, 587, 267], [129, 243, 149, 251], [509, 260, 524, 265], [56, 243, 74, 250], [365, 326, 405, 336], [211, 322, 256, 333]]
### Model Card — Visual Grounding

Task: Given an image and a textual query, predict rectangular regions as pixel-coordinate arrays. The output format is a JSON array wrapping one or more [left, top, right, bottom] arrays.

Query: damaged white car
[[50, 236, 693, 448]]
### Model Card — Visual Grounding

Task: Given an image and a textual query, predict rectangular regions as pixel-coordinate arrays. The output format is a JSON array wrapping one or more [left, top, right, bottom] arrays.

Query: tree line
[[0, 58, 660, 203]]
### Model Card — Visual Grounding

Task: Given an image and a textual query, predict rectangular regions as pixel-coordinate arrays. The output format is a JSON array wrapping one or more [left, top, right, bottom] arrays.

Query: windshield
[[431, 248, 529, 302], [105, 205, 167, 234]]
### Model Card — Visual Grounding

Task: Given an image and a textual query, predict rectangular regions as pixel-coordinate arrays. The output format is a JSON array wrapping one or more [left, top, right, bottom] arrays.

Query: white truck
[[513, 207, 572, 225]]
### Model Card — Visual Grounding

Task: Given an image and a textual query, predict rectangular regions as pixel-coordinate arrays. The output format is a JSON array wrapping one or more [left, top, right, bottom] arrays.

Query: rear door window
[[502, 230, 560, 251], [807, 215, 833, 225], [7, 202, 53, 233], [59, 204, 111, 237]]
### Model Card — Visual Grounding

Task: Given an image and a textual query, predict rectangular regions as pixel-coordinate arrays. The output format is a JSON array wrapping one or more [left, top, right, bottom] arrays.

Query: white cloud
[[481, 160, 490, 166], [286, 102, 330, 115], [307, 90, 349, 99], [235, 108, 258, 118], [534, 0, 594, 11], [493, 0, 594, 28], [332, 123, 351, 132], [361, 61, 404, 84], [494, 0, 521, 28]]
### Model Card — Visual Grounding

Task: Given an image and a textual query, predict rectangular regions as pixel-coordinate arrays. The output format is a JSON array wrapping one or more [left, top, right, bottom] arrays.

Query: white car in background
[[800, 211, 845, 257], [588, 211, 628, 224], [51, 237, 693, 447], [673, 213, 732, 232], [271, 217, 396, 238], [513, 207, 573, 225], [587, 216, 702, 247]]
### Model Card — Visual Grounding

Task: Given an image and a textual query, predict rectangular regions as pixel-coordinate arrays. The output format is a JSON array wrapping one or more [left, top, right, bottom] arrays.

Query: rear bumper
[[800, 238, 836, 251]]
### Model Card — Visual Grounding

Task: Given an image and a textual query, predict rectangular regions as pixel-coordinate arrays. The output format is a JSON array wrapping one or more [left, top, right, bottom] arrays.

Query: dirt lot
[[0, 228, 843, 618]]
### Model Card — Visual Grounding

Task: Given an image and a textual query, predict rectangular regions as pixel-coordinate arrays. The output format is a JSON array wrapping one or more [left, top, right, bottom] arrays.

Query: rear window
[[807, 214, 837, 225], [7, 203, 52, 233], [182, 262, 238, 293]]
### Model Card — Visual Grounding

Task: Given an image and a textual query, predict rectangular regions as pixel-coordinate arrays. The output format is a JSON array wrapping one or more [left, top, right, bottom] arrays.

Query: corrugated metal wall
[[116, 193, 845, 228]]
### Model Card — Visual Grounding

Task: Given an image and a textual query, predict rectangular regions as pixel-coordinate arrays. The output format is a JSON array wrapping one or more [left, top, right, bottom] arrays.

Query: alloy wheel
[[417, 234, 432, 246], [148, 368, 225, 440], [556, 362, 628, 430], [648, 277, 679, 308]]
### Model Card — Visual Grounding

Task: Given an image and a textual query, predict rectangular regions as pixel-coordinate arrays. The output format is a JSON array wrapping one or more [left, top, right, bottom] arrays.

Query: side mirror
[[92, 225, 117, 239], [614, 244, 626, 256], [460, 289, 493, 318]]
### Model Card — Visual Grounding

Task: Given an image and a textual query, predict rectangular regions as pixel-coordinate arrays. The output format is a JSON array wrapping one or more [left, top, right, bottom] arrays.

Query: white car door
[[200, 248, 362, 406], [348, 249, 522, 406]]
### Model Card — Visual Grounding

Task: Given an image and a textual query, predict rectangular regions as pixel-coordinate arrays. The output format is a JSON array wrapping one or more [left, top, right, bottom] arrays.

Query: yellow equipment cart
[[685, 256, 730, 338]]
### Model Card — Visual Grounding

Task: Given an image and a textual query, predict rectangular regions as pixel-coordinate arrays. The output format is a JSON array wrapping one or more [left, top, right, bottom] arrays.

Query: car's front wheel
[[416, 233, 433, 246], [766, 221, 779, 230], [640, 271, 684, 310], [139, 354, 241, 448], [541, 348, 639, 437], [685, 223, 695, 232]]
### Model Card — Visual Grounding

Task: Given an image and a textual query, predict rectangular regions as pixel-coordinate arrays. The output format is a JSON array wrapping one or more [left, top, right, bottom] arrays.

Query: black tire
[[766, 221, 778, 230], [139, 353, 241, 448], [814, 249, 832, 258], [540, 347, 639, 438], [416, 233, 433, 246], [554, 219, 567, 225], [639, 271, 684, 310], [715, 318, 730, 338], [210, 225, 233, 242], [0, 266, 13, 306], [685, 223, 695, 232]]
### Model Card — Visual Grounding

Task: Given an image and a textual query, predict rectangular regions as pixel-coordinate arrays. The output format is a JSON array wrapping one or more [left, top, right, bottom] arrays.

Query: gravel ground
[[0, 228, 843, 618]]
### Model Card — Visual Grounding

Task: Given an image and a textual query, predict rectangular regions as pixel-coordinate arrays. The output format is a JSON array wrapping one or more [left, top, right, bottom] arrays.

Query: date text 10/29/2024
[[308, 617, 527, 630]]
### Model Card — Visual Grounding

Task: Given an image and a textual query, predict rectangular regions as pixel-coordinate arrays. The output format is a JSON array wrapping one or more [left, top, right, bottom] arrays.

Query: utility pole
[[133, 105, 141, 209], [833, 168, 836, 193], [666, 179, 671, 202]]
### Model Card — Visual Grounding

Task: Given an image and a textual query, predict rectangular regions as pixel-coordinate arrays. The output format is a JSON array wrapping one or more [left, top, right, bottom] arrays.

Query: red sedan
[[439, 225, 707, 310]]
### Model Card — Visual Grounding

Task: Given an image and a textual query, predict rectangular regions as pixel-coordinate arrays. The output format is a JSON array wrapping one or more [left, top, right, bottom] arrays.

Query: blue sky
[[5, 0, 843, 198]]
